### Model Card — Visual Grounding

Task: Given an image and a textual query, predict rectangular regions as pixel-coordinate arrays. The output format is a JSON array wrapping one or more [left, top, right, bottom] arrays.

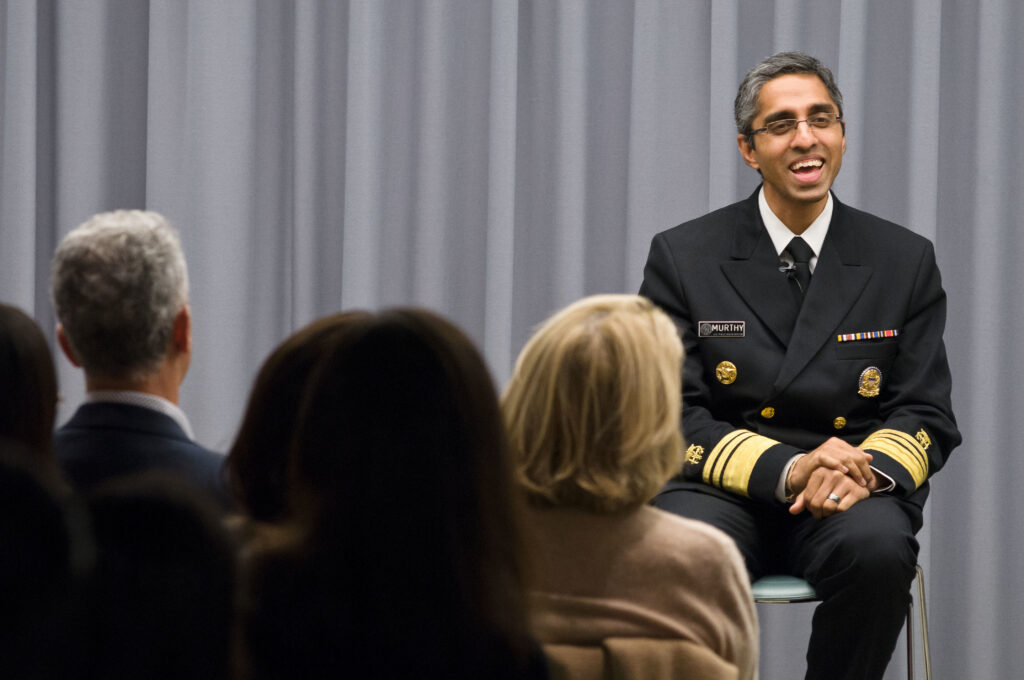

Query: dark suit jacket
[[640, 188, 960, 508], [55, 402, 227, 505]]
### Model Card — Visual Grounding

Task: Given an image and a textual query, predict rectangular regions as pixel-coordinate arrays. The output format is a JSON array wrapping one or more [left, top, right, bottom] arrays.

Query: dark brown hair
[[224, 312, 371, 521], [248, 308, 532, 677], [0, 304, 59, 458], [87, 473, 237, 679]]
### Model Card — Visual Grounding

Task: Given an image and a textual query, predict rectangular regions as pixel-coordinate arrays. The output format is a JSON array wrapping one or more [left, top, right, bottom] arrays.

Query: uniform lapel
[[720, 192, 797, 346], [772, 198, 872, 394]]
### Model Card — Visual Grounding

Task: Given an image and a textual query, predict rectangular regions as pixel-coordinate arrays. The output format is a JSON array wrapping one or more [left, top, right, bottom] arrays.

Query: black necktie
[[784, 237, 814, 302]]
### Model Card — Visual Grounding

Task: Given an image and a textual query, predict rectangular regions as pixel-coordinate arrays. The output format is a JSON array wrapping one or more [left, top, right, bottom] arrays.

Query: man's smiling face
[[737, 73, 846, 228]]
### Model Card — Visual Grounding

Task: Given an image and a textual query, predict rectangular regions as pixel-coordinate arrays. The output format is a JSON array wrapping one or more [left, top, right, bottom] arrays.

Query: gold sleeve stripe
[[863, 429, 929, 472], [702, 430, 748, 487], [703, 429, 779, 497], [859, 429, 929, 487]]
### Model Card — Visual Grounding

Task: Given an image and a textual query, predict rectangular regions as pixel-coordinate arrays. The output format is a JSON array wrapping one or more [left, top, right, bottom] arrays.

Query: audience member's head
[[0, 303, 59, 458], [225, 312, 372, 522], [247, 308, 532, 678], [85, 473, 237, 679], [290, 310, 521, 559], [502, 294, 684, 513], [50, 210, 191, 388], [0, 443, 91, 677]]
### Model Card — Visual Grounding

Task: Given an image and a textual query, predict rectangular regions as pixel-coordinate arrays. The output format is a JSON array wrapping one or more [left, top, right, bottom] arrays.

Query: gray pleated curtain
[[1, 1, 1021, 677]]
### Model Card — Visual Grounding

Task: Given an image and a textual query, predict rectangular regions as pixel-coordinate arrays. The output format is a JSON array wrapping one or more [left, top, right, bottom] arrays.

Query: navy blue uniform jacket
[[640, 188, 960, 508]]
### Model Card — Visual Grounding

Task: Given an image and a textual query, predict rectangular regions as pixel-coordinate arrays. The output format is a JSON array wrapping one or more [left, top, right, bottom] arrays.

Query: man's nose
[[791, 120, 817, 146]]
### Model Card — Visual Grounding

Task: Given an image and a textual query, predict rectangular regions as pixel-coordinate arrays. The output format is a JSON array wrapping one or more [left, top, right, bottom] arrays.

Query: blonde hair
[[502, 294, 684, 513]]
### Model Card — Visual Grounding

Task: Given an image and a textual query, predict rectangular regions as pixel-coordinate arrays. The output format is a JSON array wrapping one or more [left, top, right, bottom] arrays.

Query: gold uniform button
[[715, 361, 737, 385], [833, 417, 847, 430], [761, 407, 775, 419]]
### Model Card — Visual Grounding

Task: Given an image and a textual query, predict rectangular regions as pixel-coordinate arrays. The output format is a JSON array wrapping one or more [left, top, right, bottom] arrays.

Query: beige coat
[[524, 505, 758, 680]]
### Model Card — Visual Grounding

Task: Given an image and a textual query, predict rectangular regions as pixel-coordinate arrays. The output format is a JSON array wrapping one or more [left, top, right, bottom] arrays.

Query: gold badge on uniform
[[858, 366, 881, 397], [833, 417, 847, 430], [916, 429, 931, 450], [760, 407, 775, 419], [716, 361, 737, 384], [685, 444, 705, 464]]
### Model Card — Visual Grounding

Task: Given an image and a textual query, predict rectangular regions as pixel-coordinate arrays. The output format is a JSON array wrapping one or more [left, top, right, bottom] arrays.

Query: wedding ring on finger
[[826, 493, 841, 503]]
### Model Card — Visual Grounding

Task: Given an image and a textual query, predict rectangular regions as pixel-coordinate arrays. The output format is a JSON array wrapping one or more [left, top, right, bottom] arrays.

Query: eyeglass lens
[[765, 113, 838, 135]]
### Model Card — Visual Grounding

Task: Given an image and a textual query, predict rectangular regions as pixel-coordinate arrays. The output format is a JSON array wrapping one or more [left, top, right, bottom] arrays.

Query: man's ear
[[56, 324, 82, 368], [737, 133, 760, 171], [172, 305, 192, 356]]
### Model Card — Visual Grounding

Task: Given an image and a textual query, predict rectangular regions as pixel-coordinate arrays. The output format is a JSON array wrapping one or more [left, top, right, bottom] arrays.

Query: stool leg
[[906, 599, 914, 680], [916, 565, 932, 680]]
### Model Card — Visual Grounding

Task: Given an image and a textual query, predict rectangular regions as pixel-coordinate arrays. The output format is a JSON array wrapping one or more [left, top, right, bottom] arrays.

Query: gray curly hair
[[51, 210, 189, 380]]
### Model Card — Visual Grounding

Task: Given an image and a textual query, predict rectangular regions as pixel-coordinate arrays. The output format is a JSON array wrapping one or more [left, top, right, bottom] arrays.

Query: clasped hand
[[788, 437, 877, 519]]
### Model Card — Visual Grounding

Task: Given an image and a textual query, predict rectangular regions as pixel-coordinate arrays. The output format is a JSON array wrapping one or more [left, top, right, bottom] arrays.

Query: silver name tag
[[698, 321, 745, 338]]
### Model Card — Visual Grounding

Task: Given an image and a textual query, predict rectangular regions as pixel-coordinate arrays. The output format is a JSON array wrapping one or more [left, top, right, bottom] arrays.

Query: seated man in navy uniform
[[640, 52, 960, 680], [51, 210, 226, 507]]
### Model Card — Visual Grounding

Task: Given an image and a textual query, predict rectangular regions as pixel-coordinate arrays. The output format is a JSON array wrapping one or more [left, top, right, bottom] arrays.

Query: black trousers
[[653, 485, 921, 680]]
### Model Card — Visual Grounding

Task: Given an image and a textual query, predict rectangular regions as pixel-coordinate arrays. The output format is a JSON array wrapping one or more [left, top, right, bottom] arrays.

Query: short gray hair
[[51, 210, 189, 380], [734, 51, 844, 142]]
